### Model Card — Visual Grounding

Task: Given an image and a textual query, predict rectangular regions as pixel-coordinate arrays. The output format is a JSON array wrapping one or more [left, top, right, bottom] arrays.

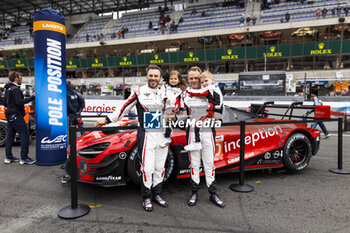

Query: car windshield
[[222, 105, 258, 123]]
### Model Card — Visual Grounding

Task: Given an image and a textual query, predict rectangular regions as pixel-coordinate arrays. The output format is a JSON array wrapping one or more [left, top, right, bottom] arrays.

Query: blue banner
[[34, 9, 67, 165]]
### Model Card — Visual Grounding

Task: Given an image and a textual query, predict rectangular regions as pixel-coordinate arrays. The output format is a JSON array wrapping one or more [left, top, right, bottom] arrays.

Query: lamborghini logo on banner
[[221, 49, 238, 60], [263, 46, 282, 57], [92, 58, 103, 67], [310, 43, 332, 55], [120, 56, 132, 66], [150, 54, 164, 64], [184, 52, 199, 62]]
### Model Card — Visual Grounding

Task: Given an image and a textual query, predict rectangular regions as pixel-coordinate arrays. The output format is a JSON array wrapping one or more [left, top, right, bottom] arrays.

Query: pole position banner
[[34, 9, 67, 165]]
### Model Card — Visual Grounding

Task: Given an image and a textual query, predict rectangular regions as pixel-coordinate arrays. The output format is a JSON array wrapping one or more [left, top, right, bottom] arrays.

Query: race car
[[291, 28, 318, 37], [259, 31, 281, 39], [67, 104, 321, 187]]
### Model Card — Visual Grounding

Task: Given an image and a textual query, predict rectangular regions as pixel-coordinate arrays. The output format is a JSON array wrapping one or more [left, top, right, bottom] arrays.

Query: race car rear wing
[[250, 101, 331, 120]]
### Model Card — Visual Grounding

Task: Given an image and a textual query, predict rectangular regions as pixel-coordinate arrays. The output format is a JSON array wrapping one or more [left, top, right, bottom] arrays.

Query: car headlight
[[77, 142, 111, 159]]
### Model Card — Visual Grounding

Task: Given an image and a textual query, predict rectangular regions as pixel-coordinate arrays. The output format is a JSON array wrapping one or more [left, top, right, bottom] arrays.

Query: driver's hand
[[95, 119, 107, 127]]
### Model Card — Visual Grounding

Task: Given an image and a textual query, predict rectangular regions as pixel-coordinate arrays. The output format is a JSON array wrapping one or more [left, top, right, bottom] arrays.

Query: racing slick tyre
[[283, 133, 312, 171], [0, 122, 7, 147], [127, 146, 175, 186]]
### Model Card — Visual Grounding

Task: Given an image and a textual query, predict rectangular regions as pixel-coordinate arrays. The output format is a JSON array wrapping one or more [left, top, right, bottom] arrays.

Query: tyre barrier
[[59, 115, 350, 219]]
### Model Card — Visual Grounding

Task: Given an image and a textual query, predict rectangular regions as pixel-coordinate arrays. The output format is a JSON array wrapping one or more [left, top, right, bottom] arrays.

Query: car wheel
[[283, 133, 312, 171], [0, 122, 7, 147], [127, 146, 175, 186]]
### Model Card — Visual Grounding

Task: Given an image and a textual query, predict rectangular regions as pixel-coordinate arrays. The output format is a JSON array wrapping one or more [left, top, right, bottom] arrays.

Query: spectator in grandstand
[[322, 8, 328, 18], [117, 30, 122, 39], [316, 8, 321, 18], [300, 0, 305, 5], [246, 16, 251, 25], [239, 16, 245, 25], [170, 21, 178, 33], [149, 21, 153, 30], [201, 10, 207, 17], [331, 8, 335, 17], [213, 2, 218, 8], [191, 8, 197, 15], [166, 15, 171, 22], [344, 5, 349, 16], [285, 12, 290, 22], [337, 5, 342, 17], [161, 17, 167, 26], [252, 16, 257, 25], [179, 16, 184, 23], [306, 93, 330, 138], [86, 33, 89, 42], [280, 17, 284, 23], [100, 33, 104, 39]]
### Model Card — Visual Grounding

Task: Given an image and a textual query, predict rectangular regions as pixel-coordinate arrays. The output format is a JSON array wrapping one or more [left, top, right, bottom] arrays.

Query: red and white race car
[[67, 104, 321, 187]]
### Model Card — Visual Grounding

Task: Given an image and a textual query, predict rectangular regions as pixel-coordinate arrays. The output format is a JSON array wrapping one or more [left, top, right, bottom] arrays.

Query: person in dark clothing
[[344, 5, 349, 16], [4, 71, 35, 164], [61, 82, 85, 184], [67, 82, 85, 135], [285, 12, 290, 22]]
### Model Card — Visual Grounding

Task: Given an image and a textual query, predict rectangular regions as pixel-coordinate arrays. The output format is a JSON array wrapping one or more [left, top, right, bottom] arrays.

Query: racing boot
[[210, 194, 225, 208], [160, 138, 172, 148], [184, 142, 202, 151], [142, 198, 153, 212], [187, 193, 198, 206], [153, 195, 168, 207]]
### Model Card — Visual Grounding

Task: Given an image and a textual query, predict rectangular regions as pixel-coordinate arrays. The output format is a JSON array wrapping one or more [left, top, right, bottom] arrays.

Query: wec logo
[[41, 135, 67, 144]]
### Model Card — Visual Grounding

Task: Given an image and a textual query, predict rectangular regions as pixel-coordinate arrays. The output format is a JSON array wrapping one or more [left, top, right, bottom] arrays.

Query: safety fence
[[58, 116, 350, 219]]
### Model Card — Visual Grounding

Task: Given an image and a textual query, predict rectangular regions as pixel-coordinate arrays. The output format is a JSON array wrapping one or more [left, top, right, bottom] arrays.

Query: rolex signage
[[150, 54, 164, 64], [91, 58, 104, 67], [120, 56, 132, 65], [66, 60, 77, 69], [310, 43, 332, 55], [221, 49, 239, 60], [184, 52, 199, 62], [263, 46, 282, 57], [15, 60, 25, 67]]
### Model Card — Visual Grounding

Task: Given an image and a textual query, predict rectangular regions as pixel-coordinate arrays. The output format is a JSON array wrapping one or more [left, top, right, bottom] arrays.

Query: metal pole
[[230, 121, 254, 192], [58, 116, 90, 219], [329, 117, 350, 174]]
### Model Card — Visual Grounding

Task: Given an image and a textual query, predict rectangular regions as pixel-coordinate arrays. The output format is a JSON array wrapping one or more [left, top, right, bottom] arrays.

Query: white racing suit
[[183, 89, 218, 195], [107, 85, 168, 198]]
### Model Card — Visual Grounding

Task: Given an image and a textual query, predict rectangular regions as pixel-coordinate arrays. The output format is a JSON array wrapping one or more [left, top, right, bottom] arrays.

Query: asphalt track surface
[[0, 134, 350, 233]]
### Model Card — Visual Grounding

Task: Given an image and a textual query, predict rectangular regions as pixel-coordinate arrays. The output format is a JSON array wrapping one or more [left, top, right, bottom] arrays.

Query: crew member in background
[[61, 82, 86, 184], [4, 71, 35, 164], [307, 93, 330, 138], [182, 66, 225, 208], [95, 65, 169, 212]]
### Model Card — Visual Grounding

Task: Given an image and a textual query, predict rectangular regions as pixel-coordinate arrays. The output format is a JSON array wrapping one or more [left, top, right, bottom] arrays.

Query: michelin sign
[[34, 9, 67, 165]]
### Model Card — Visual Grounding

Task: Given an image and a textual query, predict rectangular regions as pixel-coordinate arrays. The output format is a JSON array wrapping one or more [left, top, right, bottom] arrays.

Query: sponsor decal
[[264, 152, 271, 159], [273, 150, 283, 159], [118, 152, 127, 159], [120, 56, 132, 66], [310, 43, 331, 55], [96, 176, 122, 181], [150, 54, 164, 64], [223, 125, 283, 153], [184, 52, 199, 62], [83, 104, 117, 116], [257, 159, 281, 165], [221, 49, 239, 60], [0, 63, 4, 68], [227, 152, 255, 164], [66, 60, 77, 69], [15, 60, 25, 67], [263, 46, 282, 58], [91, 58, 104, 67]]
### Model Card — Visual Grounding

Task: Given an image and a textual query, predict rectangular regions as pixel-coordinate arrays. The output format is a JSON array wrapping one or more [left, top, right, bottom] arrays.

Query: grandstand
[[0, 0, 350, 96]]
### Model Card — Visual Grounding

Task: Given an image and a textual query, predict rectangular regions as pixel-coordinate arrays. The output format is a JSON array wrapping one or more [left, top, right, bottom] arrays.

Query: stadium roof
[[0, 0, 171, 24]]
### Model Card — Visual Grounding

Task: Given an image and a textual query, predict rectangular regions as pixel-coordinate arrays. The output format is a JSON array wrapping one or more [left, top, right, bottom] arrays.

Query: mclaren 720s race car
[[67, 104, 321, 187]]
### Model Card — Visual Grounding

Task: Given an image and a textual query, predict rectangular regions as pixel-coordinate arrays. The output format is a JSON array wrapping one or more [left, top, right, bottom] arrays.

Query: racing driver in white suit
[[95, 65, 169, 212], [183, 66, 225, 208]]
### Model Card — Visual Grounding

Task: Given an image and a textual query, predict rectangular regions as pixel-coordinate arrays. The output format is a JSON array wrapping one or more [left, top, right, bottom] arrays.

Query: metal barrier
[[58, 115, 350, 219]]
